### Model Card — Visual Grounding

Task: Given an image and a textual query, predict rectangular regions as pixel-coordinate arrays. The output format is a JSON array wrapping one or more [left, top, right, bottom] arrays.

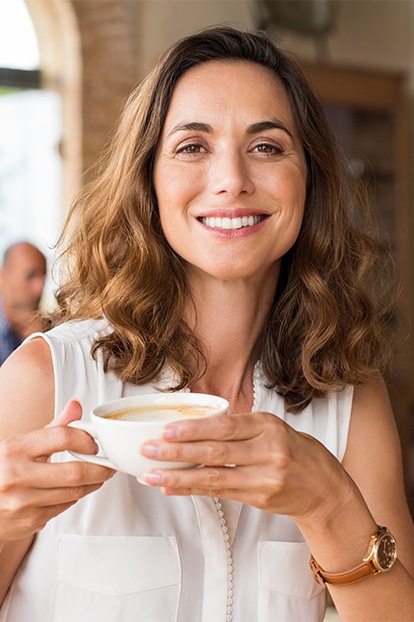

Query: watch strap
[[309, 555, 376, 588]]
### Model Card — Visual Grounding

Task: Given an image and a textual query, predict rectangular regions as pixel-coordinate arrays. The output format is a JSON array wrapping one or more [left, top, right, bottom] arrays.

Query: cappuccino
[[104, 403, 217, 422]]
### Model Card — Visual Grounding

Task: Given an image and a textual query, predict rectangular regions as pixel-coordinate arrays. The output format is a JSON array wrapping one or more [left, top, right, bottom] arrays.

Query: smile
[[199, 215, 266, 230]]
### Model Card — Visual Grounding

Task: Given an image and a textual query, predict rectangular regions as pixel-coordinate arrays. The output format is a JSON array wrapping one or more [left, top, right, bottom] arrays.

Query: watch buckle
[[309, 556, 327, 589]]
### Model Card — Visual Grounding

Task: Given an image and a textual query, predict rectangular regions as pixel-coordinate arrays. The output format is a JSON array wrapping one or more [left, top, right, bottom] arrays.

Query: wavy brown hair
[[54, 25, 397, 411]]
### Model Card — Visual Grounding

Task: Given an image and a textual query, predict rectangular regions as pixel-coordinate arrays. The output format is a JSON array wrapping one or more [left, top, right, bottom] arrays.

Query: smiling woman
[[0, 25, 413, 622]]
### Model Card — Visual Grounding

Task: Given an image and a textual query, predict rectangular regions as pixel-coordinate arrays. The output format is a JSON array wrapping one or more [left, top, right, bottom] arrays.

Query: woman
[[0, 26, 413, 622]]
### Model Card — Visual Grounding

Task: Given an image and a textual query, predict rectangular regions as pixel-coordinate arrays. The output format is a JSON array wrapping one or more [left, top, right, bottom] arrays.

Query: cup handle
[[67, 420, 117, 470]]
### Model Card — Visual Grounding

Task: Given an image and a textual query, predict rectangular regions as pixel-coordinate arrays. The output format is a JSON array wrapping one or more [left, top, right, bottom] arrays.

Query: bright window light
[[0, 0, 40, 69]]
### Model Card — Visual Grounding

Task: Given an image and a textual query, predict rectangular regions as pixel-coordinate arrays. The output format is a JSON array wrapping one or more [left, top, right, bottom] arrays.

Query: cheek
[[153, 165, 165, 207], [274, 175, 306, 242], [154, 178, 177, 226], [154, 172, 174, 233], [154, 159, 204, 205], [270, 173, 306, 219], [288, 169, 307, 213], [159, 212, 174, 242]]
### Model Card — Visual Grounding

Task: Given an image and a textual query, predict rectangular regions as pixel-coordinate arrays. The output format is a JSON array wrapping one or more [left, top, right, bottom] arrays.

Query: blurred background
[[1, 0, 414, 510]]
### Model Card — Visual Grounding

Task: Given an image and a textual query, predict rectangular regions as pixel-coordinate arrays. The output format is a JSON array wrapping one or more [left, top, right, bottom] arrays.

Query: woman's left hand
[[140, 411, 353, 522]]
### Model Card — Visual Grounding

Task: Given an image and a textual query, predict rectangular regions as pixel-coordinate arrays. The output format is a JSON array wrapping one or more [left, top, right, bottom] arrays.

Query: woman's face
[[153, 60, 307, 284]]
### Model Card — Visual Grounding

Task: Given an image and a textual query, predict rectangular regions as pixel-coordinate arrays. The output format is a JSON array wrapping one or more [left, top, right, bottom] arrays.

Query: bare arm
[[327, 376, 414, 619], [0, 338, 114, 606], [0, 339, 54, 603]]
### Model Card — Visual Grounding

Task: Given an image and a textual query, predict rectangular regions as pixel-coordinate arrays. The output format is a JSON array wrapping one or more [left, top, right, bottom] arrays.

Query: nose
[[209, 151, 255, 197]]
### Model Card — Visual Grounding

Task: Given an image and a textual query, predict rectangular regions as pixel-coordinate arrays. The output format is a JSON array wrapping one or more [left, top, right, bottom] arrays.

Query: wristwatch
[[309, 526, 397, 587]]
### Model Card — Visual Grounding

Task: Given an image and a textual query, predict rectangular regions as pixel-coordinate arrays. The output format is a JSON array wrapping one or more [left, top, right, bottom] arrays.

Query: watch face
[[376, 533, 397, 570]]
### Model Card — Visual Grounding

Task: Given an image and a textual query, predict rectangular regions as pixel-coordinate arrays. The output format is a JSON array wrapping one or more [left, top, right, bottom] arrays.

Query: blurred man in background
[[0, 241, 47, 364]]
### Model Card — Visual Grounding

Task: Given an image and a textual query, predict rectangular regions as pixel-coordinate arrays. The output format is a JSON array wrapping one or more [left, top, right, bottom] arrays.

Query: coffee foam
[[103, 403, 216, 421]]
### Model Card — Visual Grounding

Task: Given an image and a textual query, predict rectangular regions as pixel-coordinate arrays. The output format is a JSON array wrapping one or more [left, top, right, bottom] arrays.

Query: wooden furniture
[[302, 62, 413, 476]]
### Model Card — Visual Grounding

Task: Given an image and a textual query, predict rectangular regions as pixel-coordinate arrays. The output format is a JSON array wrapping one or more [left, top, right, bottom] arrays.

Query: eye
[[253, 143, 284, 155], [176, 143, 207, 155]]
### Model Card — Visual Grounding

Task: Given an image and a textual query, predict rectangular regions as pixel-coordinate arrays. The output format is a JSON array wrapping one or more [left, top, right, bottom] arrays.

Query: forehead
[[6, 247, 46, 273], [163, 59, 295, 130]]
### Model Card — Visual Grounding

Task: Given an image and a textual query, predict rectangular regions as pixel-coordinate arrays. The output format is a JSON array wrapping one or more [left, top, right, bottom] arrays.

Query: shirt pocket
[[258, 540, 326, 622], [54, 535, 181, 622]]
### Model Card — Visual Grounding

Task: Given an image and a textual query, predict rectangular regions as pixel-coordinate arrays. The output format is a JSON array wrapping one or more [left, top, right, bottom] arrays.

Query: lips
[[198, 215, 267, 230]]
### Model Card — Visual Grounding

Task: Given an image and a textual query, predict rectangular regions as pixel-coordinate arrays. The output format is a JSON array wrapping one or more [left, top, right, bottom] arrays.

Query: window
[[0, 0, 62, 272]]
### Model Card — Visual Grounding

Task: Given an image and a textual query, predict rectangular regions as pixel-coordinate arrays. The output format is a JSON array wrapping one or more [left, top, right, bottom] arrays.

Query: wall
[[137, 0, 253, 73], [137, 1, 414, 77], [271, 0, 413, 72]]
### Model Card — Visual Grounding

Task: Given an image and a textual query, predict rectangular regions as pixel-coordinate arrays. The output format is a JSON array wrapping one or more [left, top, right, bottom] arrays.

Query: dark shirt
[[0, 301, 22, 365]]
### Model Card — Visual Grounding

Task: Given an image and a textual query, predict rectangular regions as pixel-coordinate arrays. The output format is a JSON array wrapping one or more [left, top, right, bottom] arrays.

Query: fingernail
[[141, 442, 160, 458], [162, 424, 178, 439], [143, 471, 163, 485]]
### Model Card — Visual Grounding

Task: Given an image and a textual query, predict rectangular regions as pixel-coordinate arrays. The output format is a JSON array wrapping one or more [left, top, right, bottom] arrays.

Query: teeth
[[200, 215, 265, 230]]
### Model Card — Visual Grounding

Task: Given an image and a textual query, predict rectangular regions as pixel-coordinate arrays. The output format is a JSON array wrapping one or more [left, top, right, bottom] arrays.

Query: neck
[[186, 270, 278, 411]]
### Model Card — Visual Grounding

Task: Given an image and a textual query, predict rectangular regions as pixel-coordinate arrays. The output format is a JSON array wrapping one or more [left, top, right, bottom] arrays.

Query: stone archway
[[25, 0, 82, 211], [70, 0, 140, 178]]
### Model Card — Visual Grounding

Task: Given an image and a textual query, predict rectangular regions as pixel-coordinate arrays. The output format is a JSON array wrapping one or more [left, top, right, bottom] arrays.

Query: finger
[[141, 417, 291, 466], [46, 399, 83, 427], [2, 424, 100, 462], [9, 480, 108, 512], [22, 458, 116, 490], [143, 464, 256, 493], [161, 412, 249, 442], [1, 485, 106, 541], [141, 437, 263, 468], [0, 464, 114, 541], [161, 411, 280, 443]]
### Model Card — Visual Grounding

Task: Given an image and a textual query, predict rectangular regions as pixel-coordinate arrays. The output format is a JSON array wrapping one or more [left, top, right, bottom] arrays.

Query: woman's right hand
[[0, 399, 115, 544]]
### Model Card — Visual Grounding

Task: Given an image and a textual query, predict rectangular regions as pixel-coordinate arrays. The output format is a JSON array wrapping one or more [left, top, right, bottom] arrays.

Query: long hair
[[54, 25, 397, 411]]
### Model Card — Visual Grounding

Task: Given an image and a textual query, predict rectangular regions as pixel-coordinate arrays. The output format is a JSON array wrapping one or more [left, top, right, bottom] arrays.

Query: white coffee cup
[[68, 392, 229, 481]]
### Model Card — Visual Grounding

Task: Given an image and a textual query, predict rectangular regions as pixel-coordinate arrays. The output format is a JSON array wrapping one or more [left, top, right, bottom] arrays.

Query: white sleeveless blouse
[[0, 319, 353, 622]]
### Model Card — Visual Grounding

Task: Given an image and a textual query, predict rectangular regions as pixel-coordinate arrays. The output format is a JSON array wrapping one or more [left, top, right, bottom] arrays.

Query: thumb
[[46, 399, 83, 427]]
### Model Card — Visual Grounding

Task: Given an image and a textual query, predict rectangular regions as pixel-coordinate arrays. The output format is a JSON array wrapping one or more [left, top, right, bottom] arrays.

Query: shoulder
[[0, 337, 55, 438], [1, 336, 53, 389]]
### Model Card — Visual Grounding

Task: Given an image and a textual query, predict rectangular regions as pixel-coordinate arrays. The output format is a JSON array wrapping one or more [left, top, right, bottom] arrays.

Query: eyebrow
[[247, 120, 293, 138], [167, 119, 293, 139]]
